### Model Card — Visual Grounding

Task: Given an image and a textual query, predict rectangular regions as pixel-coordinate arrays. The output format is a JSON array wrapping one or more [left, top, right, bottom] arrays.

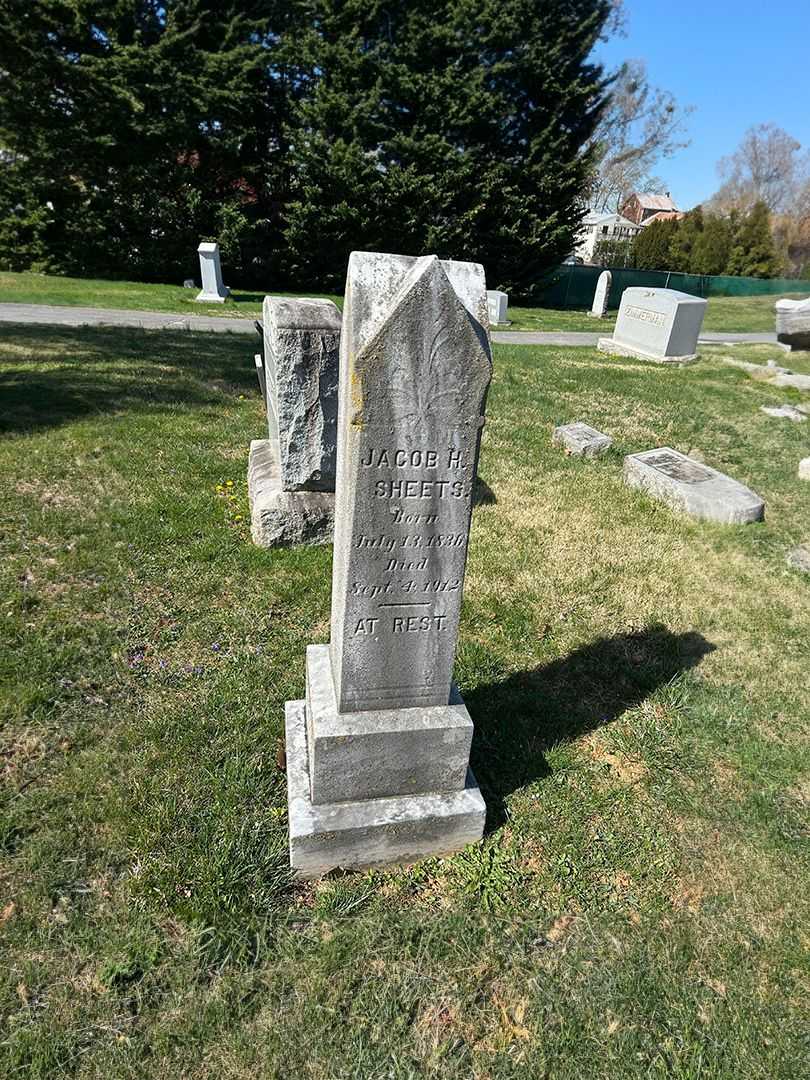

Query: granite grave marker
[[487, 289, 509, 325], [552, 422, 612, 457], [248, 296, 341, 546], [284, 252, 492, 877], [599, 287, 706, 364], [624, 447, 764, 524]]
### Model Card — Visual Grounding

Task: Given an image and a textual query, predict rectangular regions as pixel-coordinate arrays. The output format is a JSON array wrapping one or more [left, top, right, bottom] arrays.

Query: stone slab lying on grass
[[771, 373, 810, 391], [623, 447, 764, 525], [247, 439, 333, 547], [721, 357, 792, 377], [285, 699, 485, 879], [760, 405, 807, 422], [552, 422, 613, 457], [799, 458, 810, 480], [787, 545, 810, 573]]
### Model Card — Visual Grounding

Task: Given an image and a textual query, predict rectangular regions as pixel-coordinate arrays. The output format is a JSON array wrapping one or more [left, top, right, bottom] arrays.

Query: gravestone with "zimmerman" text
[[599, 287, 706, 364], [284, 252, 492, 877]]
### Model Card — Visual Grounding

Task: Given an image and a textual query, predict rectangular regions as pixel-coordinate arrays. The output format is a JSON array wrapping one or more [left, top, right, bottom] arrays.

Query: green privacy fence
[[536, 265, 810, 310]]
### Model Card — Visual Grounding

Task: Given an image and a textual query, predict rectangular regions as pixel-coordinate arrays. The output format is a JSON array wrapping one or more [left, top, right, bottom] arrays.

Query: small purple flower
[[193, 665, 204, 675], [159, 659, 168, 669], [211, 643, 221, 652]]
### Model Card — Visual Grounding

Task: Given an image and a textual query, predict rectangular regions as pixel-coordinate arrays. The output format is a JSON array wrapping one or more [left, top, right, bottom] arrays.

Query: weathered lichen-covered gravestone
[[486, 289, 508, 325], [599, 287, 706, 364], [284, 251, 492, 877], [775, 296, 810, 351], [248, 297, 340, 546], [552, 422, 612, 457], [195, 242, 229, 303], [588, 270, 611, 318], [624, 448, 764, 524]]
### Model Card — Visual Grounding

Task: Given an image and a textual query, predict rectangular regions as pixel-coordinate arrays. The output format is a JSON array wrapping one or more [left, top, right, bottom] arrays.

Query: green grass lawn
[[2, 270, 806, 334], [2, 324, 809, 1078]]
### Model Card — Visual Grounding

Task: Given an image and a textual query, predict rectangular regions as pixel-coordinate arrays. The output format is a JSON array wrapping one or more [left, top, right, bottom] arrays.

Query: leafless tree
[[708, 123, 808, 216], [587, 59, 693, 213]]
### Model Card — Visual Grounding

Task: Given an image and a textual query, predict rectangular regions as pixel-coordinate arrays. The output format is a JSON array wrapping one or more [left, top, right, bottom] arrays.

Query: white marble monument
[[195, 242, 229, 303], [599, 287, 707, 364], [486, 289, 509, 325], [588, 270, 611, 318], [285, 252, 492, 877]]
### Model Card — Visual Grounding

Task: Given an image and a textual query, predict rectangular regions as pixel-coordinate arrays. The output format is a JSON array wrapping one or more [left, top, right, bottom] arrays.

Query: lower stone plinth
[[285, 700, 485, 879], [597, 337, 698, 366], [248, 439, 334, 548]]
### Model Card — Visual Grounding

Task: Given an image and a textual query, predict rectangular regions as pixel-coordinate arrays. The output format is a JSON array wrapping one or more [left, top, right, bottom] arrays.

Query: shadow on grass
[[0, 323, 256, 434], [467, 624, 715, 832]]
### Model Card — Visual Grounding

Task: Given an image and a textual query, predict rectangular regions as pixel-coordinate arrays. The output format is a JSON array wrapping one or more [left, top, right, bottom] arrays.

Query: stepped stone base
[[248, 439, 334, 548], [598, 337, 698, 365], [285, 699, 485, 879]]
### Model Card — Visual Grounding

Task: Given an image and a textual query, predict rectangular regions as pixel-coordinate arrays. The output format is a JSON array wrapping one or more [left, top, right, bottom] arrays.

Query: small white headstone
[[486, 289, 508, 325], [195, 242, 229, 303], [798, 457, 810, 480], [624, 447, 764, 524], [598, 288, 707, 364], [588, 271, 611, 318]]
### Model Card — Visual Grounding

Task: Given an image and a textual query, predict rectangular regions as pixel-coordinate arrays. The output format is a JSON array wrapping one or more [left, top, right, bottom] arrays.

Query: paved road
[[0, 303, 779, 346]]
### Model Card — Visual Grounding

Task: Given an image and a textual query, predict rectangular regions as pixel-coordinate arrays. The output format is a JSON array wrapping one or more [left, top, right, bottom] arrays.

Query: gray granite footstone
[[285, 699, 485, 879], [552, 422, 613, 457], [624, 447, 764, 524], [304, 644, 472, 804], [771, 373, 810, 391], [262, 296, 341, 491], [247, 439, 333, 547]]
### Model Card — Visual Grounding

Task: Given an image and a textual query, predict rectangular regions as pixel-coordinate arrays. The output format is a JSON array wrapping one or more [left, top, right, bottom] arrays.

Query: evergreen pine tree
[[0, 1, 294, 283], [726, 201, 782, 278], [667, 206, 703, 273], [282, 0, 613, 293], [632, 217, 678, 270], [691, 214, 733, 276]]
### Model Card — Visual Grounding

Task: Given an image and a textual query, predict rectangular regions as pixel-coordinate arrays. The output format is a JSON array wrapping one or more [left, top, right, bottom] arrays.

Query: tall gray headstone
[[195, 242, 229, 303], [284, 252, 491, 877], [247, 297, 340, 547], [598, 287, 706, 364], [588, 270, 611, 318]]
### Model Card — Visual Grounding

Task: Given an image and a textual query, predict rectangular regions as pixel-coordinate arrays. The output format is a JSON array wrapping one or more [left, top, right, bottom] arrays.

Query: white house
[[574, 211, 643, 264]]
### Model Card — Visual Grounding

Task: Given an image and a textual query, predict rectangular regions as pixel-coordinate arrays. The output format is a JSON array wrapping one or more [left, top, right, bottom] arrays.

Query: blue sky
[[594, 0, 810, 210]]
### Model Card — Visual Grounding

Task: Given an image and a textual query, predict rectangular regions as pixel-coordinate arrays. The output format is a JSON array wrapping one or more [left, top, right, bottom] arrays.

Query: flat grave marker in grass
[[285, 251, 492, 877], [599, 287, 707, 365], [624, 447, 765, 525], [552, 421, 613, 457]]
